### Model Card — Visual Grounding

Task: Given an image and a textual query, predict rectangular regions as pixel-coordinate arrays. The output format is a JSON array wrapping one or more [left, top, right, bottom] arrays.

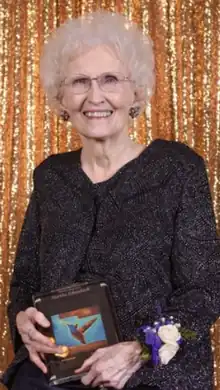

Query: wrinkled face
[[61, 45, 136, 140]]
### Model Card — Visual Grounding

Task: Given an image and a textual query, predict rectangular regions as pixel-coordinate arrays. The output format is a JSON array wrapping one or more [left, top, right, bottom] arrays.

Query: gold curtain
[[0, 0, 220, 388]]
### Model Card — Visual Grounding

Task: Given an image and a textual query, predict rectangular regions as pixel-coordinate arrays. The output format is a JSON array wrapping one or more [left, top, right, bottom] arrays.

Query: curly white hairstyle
[[40, 10, 155, 116]]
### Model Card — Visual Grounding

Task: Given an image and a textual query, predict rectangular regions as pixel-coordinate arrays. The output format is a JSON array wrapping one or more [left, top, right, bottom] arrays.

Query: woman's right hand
[[16, 307, 63, 373]]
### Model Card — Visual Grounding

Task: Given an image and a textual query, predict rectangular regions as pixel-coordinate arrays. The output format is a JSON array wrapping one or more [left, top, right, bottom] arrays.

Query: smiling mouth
[[83, 110, 113, 118]]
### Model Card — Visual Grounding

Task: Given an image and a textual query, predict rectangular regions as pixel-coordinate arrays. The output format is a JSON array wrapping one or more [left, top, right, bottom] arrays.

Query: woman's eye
[[104, 75, 119, 84], [72, 78, 89, 85]]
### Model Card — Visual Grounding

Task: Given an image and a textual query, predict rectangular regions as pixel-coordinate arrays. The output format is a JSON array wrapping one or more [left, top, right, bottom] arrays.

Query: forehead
[[66, 45, 127, 76]]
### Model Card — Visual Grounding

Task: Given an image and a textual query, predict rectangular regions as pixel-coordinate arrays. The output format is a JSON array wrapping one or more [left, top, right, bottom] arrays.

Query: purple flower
[[144, 328, 162, 366]]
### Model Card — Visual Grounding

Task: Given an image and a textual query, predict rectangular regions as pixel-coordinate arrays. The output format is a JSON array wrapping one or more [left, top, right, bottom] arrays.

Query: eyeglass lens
[[67, 73, 126, 93]]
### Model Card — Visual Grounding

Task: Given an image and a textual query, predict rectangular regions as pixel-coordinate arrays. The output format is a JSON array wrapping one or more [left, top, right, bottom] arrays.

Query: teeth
[[84, 111, 113, 118]]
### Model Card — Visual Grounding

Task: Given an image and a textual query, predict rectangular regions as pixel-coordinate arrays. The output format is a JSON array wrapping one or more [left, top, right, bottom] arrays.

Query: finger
[[25, 307, 50, 327], [117, 373, 134, 389], [16, 311, 32, 332], [19, 325, 36, 344], [17, 314, 53, 349], [114, 361, 142, 389], [92, 360, 141, 389], [83, 360, 115, 388], [40, 352, 46, 361], [81, 368, 97, 386], [92, 374, 107, 387], [28, 348, 48, 374], [75, 349, 103, 373], [91, 365, 121, 387], [25, 327, 56, 348], [26, 341, 64, 355], [31, 309, 51, 328], [21, 325, 63, 354]]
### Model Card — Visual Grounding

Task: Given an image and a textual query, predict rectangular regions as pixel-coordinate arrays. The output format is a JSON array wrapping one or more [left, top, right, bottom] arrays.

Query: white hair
[[40, 10, 155, 115]]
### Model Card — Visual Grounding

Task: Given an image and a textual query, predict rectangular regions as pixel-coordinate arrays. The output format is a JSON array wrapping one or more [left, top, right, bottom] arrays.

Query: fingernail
[[57, 346, 68, 354], [49, 337, 55, 344], [55, 346, 69, 357], [60, 346, 68, 353]]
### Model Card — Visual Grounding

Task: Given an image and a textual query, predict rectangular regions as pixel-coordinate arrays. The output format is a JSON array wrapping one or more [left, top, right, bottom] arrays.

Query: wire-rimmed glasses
[[63, 72, 133, 94]]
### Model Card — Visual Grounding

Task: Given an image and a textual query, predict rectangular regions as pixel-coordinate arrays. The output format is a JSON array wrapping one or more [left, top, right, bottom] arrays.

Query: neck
[[80, 132, 145, 183]]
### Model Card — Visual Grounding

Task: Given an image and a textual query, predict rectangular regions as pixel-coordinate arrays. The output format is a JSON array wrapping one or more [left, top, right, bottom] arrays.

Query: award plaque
[[32, 281, 120, 386]]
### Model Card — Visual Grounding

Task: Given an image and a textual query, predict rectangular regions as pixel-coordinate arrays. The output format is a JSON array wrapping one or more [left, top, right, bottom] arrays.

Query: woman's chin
[[81, 127, 118, 140]]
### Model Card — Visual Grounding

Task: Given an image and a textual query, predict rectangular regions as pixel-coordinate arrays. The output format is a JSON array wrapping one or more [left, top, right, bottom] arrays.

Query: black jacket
[[2, 139, 220, 389]]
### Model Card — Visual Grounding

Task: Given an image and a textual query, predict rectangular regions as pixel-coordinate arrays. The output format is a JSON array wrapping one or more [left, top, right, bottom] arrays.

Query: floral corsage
[[137, 316, 196, 366]]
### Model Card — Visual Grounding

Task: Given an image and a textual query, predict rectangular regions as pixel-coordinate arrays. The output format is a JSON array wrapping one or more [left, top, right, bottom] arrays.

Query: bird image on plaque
[[50, 306, 107, 358]]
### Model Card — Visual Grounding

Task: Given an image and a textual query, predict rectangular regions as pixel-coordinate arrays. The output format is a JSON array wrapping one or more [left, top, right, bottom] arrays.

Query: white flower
[[159, 343, 179, 365], [158, 324, 181, 346]]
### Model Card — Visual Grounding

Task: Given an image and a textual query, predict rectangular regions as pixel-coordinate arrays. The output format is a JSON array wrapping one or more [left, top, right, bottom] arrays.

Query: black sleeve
[[127, 158, 220, 390], [7, 176, 41, 354]]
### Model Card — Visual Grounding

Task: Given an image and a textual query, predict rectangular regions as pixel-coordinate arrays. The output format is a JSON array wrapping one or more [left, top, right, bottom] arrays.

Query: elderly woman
[[2, 10, 220, 390]]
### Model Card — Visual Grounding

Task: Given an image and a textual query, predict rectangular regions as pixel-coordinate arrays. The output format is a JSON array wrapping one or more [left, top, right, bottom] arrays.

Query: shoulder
[[33, 149, 81, 185], [36, 149, 81, 171], [151, 139, 205, 173], [142, 139, 208, 190]]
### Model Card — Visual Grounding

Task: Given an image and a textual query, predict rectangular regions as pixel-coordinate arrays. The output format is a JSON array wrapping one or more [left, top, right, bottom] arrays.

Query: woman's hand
[[16, 307, 63, 373], [75, 341, 142, 389]]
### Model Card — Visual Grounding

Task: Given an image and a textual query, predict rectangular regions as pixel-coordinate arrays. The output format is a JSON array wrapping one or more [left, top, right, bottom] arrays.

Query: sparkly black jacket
[[2, 139, 220, 389]]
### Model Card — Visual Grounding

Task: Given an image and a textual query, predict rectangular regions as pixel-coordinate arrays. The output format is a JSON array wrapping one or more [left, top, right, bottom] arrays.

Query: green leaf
[[180, 327, 197, 340], [140, 345, 151, 361]]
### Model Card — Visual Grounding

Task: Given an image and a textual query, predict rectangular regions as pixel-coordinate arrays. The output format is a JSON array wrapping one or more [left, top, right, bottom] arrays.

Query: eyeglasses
[[63, 72, 133, 94]]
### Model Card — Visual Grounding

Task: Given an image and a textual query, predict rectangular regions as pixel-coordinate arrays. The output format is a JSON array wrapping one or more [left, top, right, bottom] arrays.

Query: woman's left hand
[[75, 341, 142, 389]]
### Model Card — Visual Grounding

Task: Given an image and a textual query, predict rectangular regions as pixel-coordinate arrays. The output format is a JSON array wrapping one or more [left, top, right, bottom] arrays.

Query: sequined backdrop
[[0, 0, 220, 388]]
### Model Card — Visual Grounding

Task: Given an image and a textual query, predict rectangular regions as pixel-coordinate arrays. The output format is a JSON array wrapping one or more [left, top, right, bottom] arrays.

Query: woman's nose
[[87, 80, 105, 104]]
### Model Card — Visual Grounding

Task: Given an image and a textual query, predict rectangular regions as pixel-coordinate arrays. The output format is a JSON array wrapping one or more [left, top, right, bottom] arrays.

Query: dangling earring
[[129, 106, 140, 119], [60, 111, 70, 121]]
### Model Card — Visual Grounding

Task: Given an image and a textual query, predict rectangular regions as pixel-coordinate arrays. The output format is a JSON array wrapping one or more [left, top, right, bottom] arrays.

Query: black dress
[[2, 139, 220, 390]]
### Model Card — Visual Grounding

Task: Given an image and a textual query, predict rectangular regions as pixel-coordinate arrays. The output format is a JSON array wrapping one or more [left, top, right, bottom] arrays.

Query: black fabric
[[10, 360, 159, 390], [2, 139, 220, 390], [10, 360, 85, 390]]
